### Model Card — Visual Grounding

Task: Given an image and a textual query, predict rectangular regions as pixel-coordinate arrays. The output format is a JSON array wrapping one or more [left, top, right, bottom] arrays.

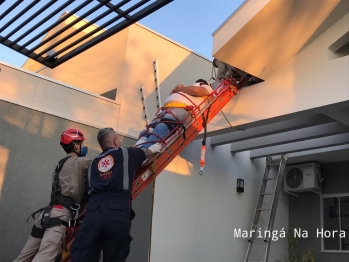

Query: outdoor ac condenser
[[283, 163, 321, 192]]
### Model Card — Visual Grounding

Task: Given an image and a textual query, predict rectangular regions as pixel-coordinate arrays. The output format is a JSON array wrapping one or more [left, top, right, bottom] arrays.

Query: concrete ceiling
[[206, 101, 349, 165], [213, 0, 349, 80]]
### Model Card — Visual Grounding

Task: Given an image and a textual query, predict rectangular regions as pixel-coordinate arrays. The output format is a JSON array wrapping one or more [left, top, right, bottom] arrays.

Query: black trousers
[[71, 194, 131, 262]]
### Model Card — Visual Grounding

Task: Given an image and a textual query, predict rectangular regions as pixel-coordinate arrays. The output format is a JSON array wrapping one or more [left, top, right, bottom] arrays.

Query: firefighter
[[70, 127, 161, 262], [14, 128, 92, 262]]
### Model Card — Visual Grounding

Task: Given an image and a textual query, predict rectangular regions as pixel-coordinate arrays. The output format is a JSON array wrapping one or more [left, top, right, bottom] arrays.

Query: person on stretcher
[[135, 79, 213, 149]]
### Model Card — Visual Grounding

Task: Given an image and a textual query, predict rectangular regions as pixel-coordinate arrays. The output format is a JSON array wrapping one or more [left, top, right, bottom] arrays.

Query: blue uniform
[[71, 147, 146, 262]]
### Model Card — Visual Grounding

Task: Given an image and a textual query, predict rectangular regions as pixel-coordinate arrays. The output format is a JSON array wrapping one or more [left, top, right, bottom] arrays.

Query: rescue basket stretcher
[[132, 74, 251, 199], [60, 74, 251, 262]]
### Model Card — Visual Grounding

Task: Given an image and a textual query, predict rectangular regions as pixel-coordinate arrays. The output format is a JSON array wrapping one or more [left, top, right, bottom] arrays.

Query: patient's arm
[[172, 85, 210, 96]]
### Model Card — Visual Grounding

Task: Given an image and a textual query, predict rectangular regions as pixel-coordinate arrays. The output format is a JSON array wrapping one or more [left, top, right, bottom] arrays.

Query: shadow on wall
[[0, 100, 103, 262]]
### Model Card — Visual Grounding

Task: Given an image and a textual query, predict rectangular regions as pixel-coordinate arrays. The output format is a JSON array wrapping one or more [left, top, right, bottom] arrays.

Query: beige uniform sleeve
[[78, 158, 92, 180]]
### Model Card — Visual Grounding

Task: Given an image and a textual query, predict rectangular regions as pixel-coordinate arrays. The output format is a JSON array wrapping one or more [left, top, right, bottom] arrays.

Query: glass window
[[322, 195, 349, 251]]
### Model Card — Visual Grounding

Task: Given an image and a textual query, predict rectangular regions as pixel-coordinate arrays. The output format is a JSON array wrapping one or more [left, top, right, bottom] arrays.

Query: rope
[[220, 109, 245, 131]]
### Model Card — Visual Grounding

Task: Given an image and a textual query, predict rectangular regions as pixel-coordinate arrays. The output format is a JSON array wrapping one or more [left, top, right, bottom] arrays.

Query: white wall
[[150, 138, 289, 262], [208, 12, 349, 133], [150, 10, 348, 262]]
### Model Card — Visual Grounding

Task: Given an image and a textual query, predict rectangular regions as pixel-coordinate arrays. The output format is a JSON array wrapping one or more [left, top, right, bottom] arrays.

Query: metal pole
[[140, 85, 150, 126], [154, 58, 161, 108]]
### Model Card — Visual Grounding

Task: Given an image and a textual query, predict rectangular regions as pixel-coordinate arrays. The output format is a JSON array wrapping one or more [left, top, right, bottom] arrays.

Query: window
[[321, 194, 349, 252]]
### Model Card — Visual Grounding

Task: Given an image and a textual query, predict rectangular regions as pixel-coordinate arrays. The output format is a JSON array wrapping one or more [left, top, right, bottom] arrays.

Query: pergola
[[0, 0, 172, 68]]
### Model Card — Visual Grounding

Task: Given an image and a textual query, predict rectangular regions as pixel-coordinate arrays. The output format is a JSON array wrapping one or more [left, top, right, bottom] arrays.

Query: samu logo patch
[[98, 155, 114, 172]]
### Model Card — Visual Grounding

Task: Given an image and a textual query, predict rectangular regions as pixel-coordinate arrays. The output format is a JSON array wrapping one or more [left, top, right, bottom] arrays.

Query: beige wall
[[212, 0, 268, 57], [0, 62, 120, 134], [212, 0, 344, 79], [118, 24, 213, 137], [22, 22, 213, 138], [22, 13, 127, 96], [208, 12, 349, 134]]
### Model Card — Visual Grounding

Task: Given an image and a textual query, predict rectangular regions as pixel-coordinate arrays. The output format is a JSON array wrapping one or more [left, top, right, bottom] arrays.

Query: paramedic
[[70, 128, 161, 262]]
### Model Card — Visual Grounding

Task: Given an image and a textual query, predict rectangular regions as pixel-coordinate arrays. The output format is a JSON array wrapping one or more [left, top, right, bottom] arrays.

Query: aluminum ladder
[[244, 154, 288, 262]]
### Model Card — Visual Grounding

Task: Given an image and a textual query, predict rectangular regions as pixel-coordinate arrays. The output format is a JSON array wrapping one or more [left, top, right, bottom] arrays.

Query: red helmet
[[60, 128, 86, 145]]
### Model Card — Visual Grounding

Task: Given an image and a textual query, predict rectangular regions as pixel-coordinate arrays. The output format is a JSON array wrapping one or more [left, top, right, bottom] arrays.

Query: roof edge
[[211, 0, 249, 36], [0, 60, 119, 105], [135, 22, 213, 62]]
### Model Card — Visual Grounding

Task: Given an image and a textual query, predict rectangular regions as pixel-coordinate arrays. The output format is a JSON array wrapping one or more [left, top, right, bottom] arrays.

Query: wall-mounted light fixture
[[237, 179, 244, 193]]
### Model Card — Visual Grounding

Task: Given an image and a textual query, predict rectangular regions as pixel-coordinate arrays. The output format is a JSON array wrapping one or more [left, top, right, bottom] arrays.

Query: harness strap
[[42, 217, 69, 229], [53, 194, 76, 212], [161, 118, 186, 140], [51, 156, 72, 205], [51, 157, 71, 194], [26, 207, 45, 222], [122, 148, 129, 190], [40, 205, 71, 230], [202, 109, 210, 146], [41, 205, 53, 228], [31, 225, 45, 239]]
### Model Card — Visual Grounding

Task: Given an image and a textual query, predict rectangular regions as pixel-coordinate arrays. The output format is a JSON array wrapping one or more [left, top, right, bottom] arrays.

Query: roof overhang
[[212, 0, 348, 79]]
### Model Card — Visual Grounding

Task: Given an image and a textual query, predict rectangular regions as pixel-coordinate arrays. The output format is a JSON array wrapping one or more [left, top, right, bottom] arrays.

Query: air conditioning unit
[[284, 163, 321, 192]]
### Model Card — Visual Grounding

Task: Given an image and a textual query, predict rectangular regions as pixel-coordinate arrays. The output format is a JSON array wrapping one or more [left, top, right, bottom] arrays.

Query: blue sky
[[0, 0, 244, 67]]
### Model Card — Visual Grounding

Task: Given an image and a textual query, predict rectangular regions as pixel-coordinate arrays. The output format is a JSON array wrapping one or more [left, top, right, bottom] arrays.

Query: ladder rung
[[253, 224, 267, 228], [261, 193, 273, 195], [257, 208, 271, 211], [264, 177, 277, 180], [248, 240, 267, 244], [248, 259, 264, 262], [267, 163, 280, 166]]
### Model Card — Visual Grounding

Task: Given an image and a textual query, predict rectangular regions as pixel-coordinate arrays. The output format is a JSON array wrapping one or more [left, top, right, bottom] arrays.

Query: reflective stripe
[[122, 148, 129, 190], [88, 164, 92, 185]]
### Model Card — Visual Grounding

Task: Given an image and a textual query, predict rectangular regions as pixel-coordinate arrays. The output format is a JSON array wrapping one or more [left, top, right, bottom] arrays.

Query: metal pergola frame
[[0, 0, 173, 68]]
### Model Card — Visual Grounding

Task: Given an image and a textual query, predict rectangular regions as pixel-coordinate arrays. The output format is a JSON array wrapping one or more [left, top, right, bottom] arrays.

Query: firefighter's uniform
[[14, 156, 91, 262], [71, 147, 146, 262]]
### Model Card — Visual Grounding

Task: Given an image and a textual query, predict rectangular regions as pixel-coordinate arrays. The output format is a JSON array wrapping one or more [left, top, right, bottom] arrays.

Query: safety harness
[[137, 92, 204, 147], [27, 156, 80, 234], [148, 110, 188, 141]]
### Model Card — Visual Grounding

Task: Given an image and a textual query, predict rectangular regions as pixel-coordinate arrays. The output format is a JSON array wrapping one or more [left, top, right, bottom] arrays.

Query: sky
[[0, 0, 245, 67]]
